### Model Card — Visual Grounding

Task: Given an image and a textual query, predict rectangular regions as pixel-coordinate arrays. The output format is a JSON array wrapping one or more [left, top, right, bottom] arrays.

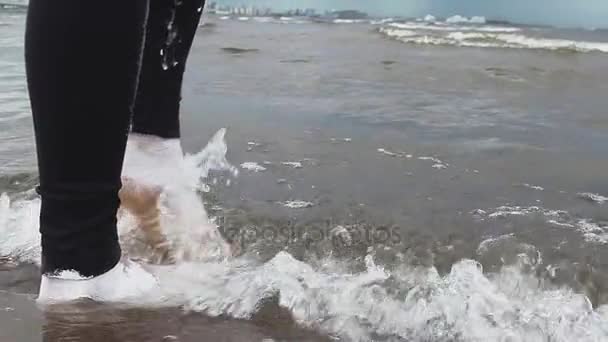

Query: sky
[[215, 0, 608, 28]]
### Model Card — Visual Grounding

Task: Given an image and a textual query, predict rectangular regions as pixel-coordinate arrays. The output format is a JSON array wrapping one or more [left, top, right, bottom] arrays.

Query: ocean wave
[[380, 26, 608, 53], [4, 206, 607, 342], [446, 15, 487, 25], [422, 14, 436, 22], [370, 18, 395, 25], [388, 22, 521, 33], [333, 19, 367, 24], [151, 251, 607, 341], [578, 192, 608, 204], [3, 194, 608, 340]]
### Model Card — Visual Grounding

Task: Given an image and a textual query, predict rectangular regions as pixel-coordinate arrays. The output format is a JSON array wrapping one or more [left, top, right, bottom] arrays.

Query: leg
[[121, 0, 207, 262], [132, 0, 206, 138], [26, 0, 148, 277]]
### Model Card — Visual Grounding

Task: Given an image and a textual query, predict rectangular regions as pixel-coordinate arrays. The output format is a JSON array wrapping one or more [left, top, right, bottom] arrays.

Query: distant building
[[304, 8, 316, 17], [206, 3, 365, 19]]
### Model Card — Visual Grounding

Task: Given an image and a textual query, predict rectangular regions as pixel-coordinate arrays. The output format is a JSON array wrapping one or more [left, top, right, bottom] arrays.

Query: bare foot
[[119, 177, 174, 264]]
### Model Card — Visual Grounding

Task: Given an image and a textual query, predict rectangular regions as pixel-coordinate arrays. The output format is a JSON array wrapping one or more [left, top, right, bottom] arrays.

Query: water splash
[[0, 129, 237, 265], [120, 128, 237, 262], [0, 192, 41, 264], [145, 252, 608, 342]]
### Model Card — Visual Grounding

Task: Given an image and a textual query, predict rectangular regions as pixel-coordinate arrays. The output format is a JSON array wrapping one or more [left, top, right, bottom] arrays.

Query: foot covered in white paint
[[37, 260, 158, 304]]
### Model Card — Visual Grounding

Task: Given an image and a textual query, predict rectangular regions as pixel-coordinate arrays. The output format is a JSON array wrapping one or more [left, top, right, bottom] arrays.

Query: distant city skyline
[[211, 0, 608, 28]]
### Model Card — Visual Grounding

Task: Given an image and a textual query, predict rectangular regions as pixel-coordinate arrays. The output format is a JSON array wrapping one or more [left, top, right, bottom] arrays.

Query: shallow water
[[1, 9, 608, 341]]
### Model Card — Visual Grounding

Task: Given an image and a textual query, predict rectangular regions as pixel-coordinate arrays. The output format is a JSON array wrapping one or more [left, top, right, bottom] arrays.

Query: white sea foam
[[387, 22, 521, 33], [281, 200, 314, 209], [370, 18, 395, 25], [0, 192, 41, 263], [377, 148, 399, 157], [495, 33, 608, 52], [423, 14, 436, 22], [379, 28, 418, 39], [380, 23, 608, 53], [333, 19, 366, 24], [240, 162, 267, 172], [578, 192, 608, 204], [577, 220, 608, 244], [476, 233, 515, 254], [478, 205, 608, 245], [281, 161, 303, 169], [446, 15, 487, 24], [521, 183, 545, 191], [145, 252, 608, 341], [418, 156, 445, 165]]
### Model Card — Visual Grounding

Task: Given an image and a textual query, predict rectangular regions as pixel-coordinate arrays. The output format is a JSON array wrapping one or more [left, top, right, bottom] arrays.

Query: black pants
[[25, 0, 205, 277]]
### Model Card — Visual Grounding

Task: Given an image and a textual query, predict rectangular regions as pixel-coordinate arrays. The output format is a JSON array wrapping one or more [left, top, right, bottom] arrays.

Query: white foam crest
[[281, 200, 314, 209], [370, 18, 395, 25], [577, 192, 608, 204], [380, 25, 608, 53], [446, 15, 486, 24], [478, 205, 608, 245], [333, 19, 366, 24], [378, 28, 417, 39], [448, 31, 490, 41], [477, 233, 516, 254], [495, 33, 608, 53], [377, 148, 408, 158], [277, 17, 311, 24], [280, 161, 303, 169], [0, 193, 41, 263], [521, 183, 545, 191], [423, 14, 436, 22], [577, 220, 608, 244], [146, 252, 608, 341], [240, 162, 267, 172], [387, 22, 521, 33]]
